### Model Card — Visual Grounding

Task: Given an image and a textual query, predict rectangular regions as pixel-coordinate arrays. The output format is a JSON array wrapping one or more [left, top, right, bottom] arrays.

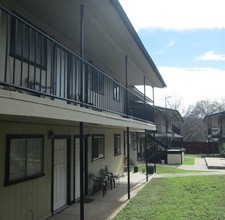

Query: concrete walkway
[[49, 172, 155, 220], [49, 157, 225, 220], [155, 157, 225, 178]]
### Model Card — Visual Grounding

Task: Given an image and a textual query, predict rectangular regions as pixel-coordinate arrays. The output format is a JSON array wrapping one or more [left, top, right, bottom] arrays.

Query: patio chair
[[89, 173, 107, 197], [99, 168, 111, 190], [105, 166, 120, 188]]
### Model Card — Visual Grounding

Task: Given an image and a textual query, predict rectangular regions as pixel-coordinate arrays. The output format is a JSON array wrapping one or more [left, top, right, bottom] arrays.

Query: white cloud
[[119, 0, 225, 30], [152, 66, 225, 108], [195, 51, 225, 61], [167, 39, 176, 48]]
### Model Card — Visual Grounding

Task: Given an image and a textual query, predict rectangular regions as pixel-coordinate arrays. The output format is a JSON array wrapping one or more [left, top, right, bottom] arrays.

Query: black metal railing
[[128, 98, 155, 122], [0, 6, 154, 123], [156, 123, 181, 135], [172, 124, 180, 135]]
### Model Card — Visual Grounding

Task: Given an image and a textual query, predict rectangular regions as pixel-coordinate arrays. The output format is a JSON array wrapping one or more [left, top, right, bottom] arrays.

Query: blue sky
[[139, 29, 225, 69], [119, 0, 225, 111]]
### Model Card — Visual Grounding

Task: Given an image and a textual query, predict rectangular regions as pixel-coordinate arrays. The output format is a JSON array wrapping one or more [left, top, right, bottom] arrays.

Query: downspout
[[79, 4, 84, 220]]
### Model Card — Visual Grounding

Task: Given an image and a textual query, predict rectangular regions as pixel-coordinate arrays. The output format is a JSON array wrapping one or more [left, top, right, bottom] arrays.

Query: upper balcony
[[0, 5, 162, 125]]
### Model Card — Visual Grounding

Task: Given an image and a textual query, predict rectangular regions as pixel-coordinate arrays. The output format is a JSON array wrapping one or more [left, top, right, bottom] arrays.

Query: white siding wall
[[0, 122, 53, 220], [0, 121, 124, 219], [87, 127, 124, 192]]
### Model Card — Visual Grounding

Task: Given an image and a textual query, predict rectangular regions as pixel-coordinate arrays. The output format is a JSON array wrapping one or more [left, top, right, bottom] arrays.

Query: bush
[[129, 159, 135, 167], [219, 144, 225, 157]]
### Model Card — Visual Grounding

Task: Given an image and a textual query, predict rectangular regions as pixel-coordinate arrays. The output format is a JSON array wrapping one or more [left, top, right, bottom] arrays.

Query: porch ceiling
[[7, 0, 166, 88]]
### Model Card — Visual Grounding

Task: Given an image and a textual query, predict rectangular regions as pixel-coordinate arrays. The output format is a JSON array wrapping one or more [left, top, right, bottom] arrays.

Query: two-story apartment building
[[128, 106, 183, 164], [204, 112, 225, 153], [0, 0, 166, 219], [153, 106, 184, 163], [154, 106, 183, 148]]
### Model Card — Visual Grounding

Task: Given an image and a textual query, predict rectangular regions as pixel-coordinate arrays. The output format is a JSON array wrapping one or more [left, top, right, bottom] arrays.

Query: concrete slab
[[49, 172, 155, 220], [205, 157, 225, 169]]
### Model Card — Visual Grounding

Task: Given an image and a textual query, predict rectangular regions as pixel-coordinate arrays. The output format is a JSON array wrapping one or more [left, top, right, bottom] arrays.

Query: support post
[[144, 77, 148, 181], [145, 129, 148, 182], [127, 127, 130, 199], [79, 5, 84, 220], [79, 122, 84, 220], [152, 87, 157, 173]]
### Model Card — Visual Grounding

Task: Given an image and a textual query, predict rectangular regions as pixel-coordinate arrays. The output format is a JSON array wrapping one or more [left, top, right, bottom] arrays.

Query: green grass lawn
[[114, 175, 225, 220], [184, 156, 195, 165], [156, 165, 200, 174], [136, 154, 207, 174], [137, 164, 203, 174]]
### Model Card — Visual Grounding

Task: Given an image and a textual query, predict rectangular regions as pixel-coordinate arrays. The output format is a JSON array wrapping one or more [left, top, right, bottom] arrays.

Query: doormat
[[78, 198, 95, 204]]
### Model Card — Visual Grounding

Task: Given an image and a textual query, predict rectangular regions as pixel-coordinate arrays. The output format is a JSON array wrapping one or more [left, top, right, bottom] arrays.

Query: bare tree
[[163, 94, 183, 111], [181, 99, 225, 142]]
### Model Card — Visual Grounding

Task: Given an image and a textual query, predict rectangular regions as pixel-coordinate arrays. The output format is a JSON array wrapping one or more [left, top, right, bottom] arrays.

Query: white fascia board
[[0, 90, 155, 131]]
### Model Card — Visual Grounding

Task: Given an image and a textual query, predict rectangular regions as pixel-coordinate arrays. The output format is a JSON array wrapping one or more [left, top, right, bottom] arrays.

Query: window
[[114, 134, 121, 156], [86, 62, 104, 95], [10, 16, 47, 69], [5, 135, 44, 185], [92, 135, 105, 161], [91, 68, 104, 94], [113, 81, 120, 101]]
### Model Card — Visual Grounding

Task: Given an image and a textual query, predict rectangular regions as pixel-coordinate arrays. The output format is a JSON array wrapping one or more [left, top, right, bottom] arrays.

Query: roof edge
[[109, 0, 166, 88]]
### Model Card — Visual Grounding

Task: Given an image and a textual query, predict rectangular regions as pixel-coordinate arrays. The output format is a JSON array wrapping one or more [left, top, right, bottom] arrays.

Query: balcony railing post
[[4, 12, 9, 82], [144, 76, 146, 117], [125, 55, 128, 115], [80, 4, 84, 106]]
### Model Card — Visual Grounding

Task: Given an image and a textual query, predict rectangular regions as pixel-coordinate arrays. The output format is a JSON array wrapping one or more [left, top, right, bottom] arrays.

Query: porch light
[[48, 130, 55, 139]]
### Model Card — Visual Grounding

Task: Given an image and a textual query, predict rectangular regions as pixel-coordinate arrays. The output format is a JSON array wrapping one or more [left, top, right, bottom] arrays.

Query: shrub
[[219, 144, 225, 157]]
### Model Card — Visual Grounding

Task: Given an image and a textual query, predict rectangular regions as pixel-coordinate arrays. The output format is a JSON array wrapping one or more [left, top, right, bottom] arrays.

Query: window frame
[[5, 134, 44, 186], [114, 134, 121, 156], [91, 135, 105, 161], [10, 14, 47, 70]]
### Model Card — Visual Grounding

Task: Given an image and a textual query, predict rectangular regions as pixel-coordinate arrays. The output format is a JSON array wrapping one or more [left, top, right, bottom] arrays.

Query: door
[[53, 139, 68, 211], [74, 136, 88, 201]]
